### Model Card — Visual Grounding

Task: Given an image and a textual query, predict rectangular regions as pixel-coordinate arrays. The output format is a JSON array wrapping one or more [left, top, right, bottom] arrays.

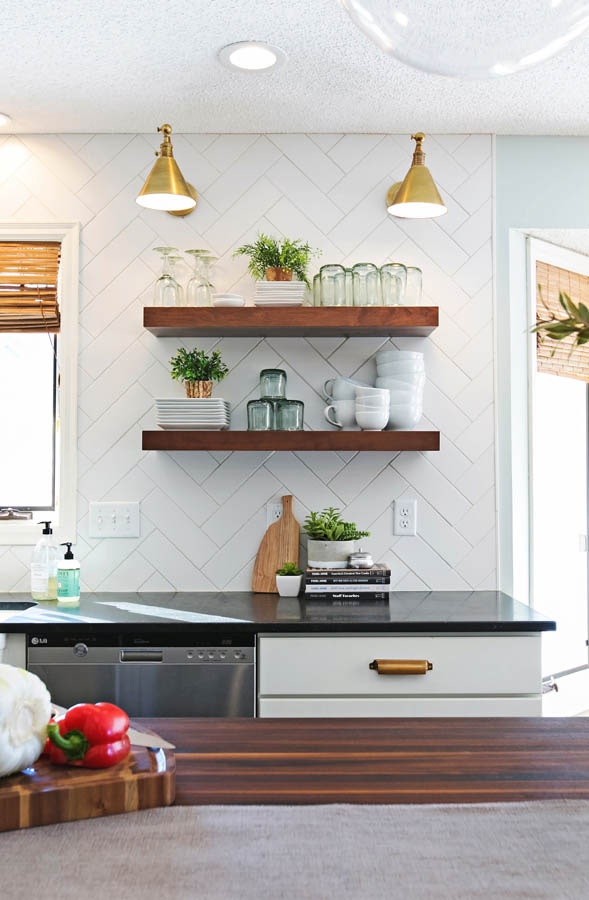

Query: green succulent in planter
[[169, 347, 229, 383], [276, 562, 303, 576], [303, 507, 370, 542], [233, 233, 319, 287]]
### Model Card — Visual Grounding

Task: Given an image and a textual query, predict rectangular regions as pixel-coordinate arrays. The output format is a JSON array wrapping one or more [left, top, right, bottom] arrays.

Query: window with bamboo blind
[[536, 259, 589, 382], [0, 241, 61, 332]]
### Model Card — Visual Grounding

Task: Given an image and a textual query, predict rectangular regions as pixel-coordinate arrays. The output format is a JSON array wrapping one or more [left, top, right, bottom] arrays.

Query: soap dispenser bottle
[[31, 521, 59, 601], [57, 542, 80, 605]]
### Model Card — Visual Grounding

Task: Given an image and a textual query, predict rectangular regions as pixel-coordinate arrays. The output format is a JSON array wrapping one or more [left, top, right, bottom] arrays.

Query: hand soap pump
[[57, 542, 80, 605], [31, 521, 59, 601]]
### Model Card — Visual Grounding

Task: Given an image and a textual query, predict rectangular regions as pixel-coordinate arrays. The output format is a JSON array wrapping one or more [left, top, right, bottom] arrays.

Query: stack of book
[[303, 564, 391, 613]]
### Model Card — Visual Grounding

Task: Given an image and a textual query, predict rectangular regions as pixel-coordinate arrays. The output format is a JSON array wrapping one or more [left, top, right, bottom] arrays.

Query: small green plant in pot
[[169, 347, 229, 398], [275, 561, 304, 597], [303, 507, 370, 570], [233, 233, 319, 287]]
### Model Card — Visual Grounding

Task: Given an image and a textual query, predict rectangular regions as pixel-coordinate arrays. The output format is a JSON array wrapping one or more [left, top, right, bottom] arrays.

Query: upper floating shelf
[[142, 430, 440, 452], [143, 306, 438, 338]]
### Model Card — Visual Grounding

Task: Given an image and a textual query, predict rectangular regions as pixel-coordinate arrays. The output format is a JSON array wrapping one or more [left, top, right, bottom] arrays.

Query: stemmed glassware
[[185, 250, 217, 307], [153, 246, 183, 307]]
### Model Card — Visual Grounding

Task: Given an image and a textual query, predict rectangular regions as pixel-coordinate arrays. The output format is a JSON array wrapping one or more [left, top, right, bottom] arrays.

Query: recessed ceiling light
[[218, 42, 286, 71], [0, 113, 12, 127]]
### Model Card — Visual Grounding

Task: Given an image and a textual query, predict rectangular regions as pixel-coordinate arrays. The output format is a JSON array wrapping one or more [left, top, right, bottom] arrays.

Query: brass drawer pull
[[369, 658, 433, 675]]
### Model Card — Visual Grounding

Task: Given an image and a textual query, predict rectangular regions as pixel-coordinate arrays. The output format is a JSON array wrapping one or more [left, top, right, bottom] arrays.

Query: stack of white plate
[[155, 398, 230, 430], [254, 281, 306, 308]]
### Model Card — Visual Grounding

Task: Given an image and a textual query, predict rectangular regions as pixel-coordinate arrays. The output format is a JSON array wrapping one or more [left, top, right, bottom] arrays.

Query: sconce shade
[[387, 133, 447, 219], [136, 124, 197, 214]]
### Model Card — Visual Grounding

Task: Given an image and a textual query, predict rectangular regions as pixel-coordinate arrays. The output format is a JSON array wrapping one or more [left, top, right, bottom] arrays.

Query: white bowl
[[355, 386, 390, 397], [377, 360, 425, 376], [356, 397, 390, 409], [356, 408, 390, 430], [375, 374, 425, 390], [375, 349, 424, 364], [212, 295, 245, 307], [387, 405, 423, 429]]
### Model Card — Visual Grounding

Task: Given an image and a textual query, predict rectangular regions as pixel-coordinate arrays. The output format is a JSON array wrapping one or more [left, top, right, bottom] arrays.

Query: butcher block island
[[0, 591, 555, 719]]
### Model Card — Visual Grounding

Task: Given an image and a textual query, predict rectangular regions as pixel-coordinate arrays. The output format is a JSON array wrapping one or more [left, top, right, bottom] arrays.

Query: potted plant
[[169, 347, 229, 398], [233, 233, 319, 286], [303, 507, 370, 569], [275, 561, 304, 597]]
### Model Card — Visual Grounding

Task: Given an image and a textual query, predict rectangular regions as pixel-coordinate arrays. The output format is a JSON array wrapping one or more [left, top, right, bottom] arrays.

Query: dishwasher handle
[[120, 649, 164, 662]]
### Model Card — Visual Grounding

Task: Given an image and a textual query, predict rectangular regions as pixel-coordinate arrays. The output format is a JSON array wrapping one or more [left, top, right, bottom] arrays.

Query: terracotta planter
[[265, 266, 293, 282], [184, 380, 213, 398]]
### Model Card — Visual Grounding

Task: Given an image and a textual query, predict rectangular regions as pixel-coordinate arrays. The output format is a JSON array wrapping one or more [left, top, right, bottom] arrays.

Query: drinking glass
[[405, 266, 423, 305], [247, 399, 275, 431], [320, 264, 346, 307], [185, 249, 209, 306], [197, 254, 218, 307], [313, 274, 321, 307], [153, 246, 182, 307], [352, 263, 379, 306], [380, 263, 407, 306], [344, 269, 354, 307], [260, 368, 287, 399], [275, 399, 304, 431]]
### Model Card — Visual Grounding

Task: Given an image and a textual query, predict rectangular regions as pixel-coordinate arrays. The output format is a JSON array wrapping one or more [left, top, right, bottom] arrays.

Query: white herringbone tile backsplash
[[0, 132, 495, 592]]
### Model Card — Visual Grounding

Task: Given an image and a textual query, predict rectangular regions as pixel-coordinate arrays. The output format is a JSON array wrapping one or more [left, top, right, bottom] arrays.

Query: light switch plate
[[89, 501, 140, 538]]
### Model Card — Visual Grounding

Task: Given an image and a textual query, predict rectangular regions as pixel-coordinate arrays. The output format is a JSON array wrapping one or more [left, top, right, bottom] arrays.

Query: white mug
[[324, 399, 356, 429], [323, 376, 370, 402]]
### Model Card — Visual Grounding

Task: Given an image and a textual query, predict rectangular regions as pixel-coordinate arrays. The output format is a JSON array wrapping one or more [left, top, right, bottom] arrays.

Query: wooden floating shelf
[[143, 306, 438, 338], [142, 430, 440, 452]]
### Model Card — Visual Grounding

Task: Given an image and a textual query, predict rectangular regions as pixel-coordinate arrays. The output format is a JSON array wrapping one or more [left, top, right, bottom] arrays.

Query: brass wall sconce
[[136, 124, 197, 217], [386, 133, 447, 219]]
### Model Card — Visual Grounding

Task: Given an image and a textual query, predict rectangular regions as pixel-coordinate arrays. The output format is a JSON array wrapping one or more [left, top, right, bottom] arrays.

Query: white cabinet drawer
[[258, 634, 541, 697], [258, 696, 542, 717]]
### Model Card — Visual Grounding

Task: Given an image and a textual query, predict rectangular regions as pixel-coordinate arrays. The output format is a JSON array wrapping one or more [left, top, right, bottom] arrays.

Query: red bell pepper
[[45, 701, 131, 768]]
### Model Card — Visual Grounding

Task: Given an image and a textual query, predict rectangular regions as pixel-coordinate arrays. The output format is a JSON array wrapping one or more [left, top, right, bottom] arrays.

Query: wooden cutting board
[[252, 494, 300, 593], [0, 725, 175, 832]]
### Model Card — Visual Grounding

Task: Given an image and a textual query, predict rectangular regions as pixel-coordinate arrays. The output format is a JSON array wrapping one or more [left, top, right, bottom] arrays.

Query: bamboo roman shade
[[0, 241, 61, 332], [536, 259, 589, 382]]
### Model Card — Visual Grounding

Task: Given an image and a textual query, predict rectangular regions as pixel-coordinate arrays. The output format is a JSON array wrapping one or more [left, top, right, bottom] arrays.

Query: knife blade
[[51, 705, 176, 749]]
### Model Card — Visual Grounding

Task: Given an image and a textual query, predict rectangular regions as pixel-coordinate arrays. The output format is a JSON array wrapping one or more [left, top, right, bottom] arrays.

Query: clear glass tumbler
[[275, 399, 304, 431], [380, 263, 407, 306], [320, 264, 347, 307], [405, 266, 423, 305], [247, 399, 275, 431], [260, 368, 287, 399], [352, 263, 379, 307], [313, 274, 321, 307]]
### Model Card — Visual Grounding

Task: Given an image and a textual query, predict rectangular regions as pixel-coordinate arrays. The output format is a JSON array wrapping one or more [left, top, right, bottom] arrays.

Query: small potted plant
[[275, 561, 304, 597], [303, 507, 370, 569], [169, 347, 229, 398], [233, 233, 319, 286]]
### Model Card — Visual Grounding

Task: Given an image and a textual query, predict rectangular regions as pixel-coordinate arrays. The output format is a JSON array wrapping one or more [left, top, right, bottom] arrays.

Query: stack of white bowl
[[354, 385, 390, 431], [374, 350, 425, 429]]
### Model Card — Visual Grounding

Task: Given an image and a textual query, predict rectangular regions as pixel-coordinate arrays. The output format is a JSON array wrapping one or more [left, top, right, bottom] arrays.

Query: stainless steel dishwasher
[[26, 631, 255, 717]]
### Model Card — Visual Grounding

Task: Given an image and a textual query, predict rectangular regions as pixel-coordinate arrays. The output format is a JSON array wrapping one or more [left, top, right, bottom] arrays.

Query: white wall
[[0, 132, 494, 592]]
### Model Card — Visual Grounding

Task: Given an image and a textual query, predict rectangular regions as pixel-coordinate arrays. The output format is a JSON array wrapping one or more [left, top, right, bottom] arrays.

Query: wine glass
[[195, 254, 218, 307], [185, 249, 209, 306], [153, 246, 182, 307]]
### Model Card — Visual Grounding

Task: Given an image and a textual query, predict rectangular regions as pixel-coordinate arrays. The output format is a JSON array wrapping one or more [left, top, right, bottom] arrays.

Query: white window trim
[[0, 221, 79, 546], [505, 234, 589, 602]]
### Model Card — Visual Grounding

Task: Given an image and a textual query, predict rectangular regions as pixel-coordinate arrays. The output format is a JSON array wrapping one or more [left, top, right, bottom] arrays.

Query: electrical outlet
[[393, 499, 417, 536], [266, 501, 283, 529], [89, 502, 140, 538]]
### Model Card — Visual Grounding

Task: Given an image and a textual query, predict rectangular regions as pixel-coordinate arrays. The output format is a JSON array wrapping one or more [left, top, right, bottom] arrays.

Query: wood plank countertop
[[138, 717, 589, 805]]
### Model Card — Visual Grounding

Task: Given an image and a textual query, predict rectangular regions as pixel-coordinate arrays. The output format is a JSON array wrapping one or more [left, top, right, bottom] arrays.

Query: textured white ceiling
[[2, 0, 589, 134]]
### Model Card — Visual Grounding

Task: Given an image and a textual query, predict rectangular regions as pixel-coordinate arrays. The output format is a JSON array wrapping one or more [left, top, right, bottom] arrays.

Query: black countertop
[[0, 591, 556, 639]]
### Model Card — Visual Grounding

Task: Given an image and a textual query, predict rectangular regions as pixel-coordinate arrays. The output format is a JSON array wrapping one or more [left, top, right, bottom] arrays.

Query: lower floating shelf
[[142, 430, 440, 452]]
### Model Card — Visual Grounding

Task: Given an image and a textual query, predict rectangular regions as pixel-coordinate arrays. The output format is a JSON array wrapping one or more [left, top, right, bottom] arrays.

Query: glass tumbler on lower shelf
[[380, 263, 407, 306], [275, 399, 304, 431], [247, 399, 275, 431], [352, 263, 380, 306], [260, 368, 287, 400]]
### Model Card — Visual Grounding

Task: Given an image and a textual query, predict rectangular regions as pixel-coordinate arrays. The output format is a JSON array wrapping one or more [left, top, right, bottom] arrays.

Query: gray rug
[[2, 801, 588, 899]]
